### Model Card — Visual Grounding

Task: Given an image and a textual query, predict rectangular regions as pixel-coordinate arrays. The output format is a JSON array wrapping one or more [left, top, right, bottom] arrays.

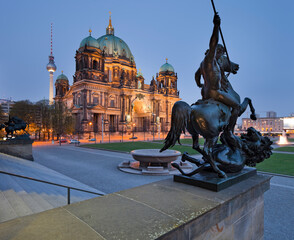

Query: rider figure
[[196, 13, 240, 109], [195, 13, 256, 133]]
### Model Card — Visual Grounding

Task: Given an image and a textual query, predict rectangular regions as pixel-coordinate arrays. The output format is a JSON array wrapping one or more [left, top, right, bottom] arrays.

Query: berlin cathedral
[[54, 16, 180, 135]]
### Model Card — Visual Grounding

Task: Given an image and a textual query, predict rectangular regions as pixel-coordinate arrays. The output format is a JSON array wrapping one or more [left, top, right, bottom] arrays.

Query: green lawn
[[82, 141, 200, 155], [256, 153, 294, 176], [83, 142, 294, 176], [274, 146, 294, 152]]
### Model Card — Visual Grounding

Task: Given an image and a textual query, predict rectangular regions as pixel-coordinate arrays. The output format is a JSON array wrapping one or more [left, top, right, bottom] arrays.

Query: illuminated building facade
[[55, 16, 180, 134], [242, 117, 283, 134]]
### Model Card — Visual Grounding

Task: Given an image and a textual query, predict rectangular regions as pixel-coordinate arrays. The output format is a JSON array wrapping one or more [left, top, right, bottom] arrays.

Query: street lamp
[[101, 115, 109, 143], [158, 122, 160, 140], [102, 115, 104, 143], [132, 123, 136, 139], [89, 121, 93, 139], [152, 113, 156, 141]]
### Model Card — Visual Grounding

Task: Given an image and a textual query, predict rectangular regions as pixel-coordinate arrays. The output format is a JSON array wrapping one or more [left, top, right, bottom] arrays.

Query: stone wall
[[0, 139, 34, 161]]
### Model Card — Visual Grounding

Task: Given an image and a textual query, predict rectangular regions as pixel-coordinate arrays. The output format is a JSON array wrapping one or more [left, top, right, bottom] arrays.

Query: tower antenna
[[50, 23, 53, 55]]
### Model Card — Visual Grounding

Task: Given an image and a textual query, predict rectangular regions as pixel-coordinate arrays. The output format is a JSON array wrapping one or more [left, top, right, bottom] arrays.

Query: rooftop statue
[[161, 13, 272, 178]]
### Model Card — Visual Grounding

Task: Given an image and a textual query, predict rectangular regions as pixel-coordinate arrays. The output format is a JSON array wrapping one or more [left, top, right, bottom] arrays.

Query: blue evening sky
[[0, 0, 293, 117]]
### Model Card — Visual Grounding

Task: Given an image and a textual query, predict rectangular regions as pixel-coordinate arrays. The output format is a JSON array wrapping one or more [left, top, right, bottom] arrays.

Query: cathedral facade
[[55, 16, 180, 135]]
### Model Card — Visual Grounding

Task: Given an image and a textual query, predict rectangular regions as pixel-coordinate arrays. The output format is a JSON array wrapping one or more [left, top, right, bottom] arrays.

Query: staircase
[[0, 153, 105, 223]]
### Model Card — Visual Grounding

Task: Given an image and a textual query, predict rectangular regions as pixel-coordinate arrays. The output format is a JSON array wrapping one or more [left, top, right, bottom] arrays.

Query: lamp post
[[101, 115, 109, 143], [151, 113, 156, 141], [101, 115, 104, 143], [132, 123, 136, 139], [89, 121, 92, 139], [158, 123, 160, 140]]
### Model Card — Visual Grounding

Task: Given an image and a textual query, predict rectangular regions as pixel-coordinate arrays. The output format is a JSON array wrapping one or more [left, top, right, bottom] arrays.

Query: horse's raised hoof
[[250, 113, 257, 121]]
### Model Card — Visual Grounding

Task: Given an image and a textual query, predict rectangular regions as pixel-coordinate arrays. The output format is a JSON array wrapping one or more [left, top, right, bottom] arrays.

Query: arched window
[[93, 60, 98, 70], [93, 95, 99, 105], [79, 60, 83, 70]]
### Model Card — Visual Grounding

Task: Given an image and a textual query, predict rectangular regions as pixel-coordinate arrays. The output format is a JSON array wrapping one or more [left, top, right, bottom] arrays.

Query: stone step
[[1, 164, 99, 198], [1, 174, 49, 214], [28, 192, 54, 211], [18, 191, 47, 214], [0, 155, 104, 196], [39, 193, 67, 208], [12, 172, 67, 197], [11, 176, 63, 210], [0, 191, 18, 223], [2, 189, 34, 217], [0, 174, 23, 192], [0, 169, 97, 209]]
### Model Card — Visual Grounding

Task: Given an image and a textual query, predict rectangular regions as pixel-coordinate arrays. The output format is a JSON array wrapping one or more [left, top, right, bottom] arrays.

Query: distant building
[[0, 99, 15, 117], [242, 111, 291, 134], [242, 117, 283, 134]]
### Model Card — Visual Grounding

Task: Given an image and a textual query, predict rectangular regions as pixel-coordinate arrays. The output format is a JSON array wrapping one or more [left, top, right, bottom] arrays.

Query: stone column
[[121, 94, 126, 122], [105, 92, 109, 108], [88, 90, 92, 105], [82, 89, 88, 122], [166, 100, 169, 131]]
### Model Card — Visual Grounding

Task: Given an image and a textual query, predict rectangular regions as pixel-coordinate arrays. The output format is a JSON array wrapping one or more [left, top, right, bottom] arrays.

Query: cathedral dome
[[56, 72, 69, 84], [80, 34, 100, 49], [159, 62, 174, 73], [97, 34, 134, 61], [97, 15, 134, 61]]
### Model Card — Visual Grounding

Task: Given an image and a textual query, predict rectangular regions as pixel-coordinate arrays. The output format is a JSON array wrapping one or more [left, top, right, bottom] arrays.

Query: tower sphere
[[46, 61, 57, 72]]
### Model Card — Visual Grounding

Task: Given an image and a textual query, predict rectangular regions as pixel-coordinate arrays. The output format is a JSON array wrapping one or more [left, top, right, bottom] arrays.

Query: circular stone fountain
[[118, 149, 193, 175]]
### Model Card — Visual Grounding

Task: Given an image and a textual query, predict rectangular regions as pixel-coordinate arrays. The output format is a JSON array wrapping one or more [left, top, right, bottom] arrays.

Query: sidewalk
[[32, 132, 194, 146]]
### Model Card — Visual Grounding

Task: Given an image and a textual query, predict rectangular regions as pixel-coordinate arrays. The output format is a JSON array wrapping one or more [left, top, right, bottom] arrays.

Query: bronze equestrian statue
[[0, 116, 28, 138], [160, 13, 272, 178]]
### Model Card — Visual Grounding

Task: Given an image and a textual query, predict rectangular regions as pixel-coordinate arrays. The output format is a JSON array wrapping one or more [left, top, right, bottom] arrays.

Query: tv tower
[[46, 23, 57, 105]]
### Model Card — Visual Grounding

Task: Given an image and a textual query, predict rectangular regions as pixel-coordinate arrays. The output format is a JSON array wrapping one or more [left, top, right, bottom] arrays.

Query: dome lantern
[[106, 11, 114, 35]]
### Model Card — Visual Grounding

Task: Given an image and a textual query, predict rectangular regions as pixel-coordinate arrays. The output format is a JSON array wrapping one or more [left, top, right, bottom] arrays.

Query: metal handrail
[[0, 170, 104, 204]]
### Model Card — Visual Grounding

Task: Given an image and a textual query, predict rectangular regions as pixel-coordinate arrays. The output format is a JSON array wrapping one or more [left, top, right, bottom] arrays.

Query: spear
[[210, 0, 232, 75]]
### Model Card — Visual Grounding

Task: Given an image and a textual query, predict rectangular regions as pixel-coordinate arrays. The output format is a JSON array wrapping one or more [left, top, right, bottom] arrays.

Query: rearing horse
[[160, 99, 256, 178]]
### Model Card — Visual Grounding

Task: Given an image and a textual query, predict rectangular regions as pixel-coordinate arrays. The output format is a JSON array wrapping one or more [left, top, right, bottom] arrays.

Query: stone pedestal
[[0, 139, 34, 161], [174, 167, 257, 191], [0, 174, 270, 239]]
